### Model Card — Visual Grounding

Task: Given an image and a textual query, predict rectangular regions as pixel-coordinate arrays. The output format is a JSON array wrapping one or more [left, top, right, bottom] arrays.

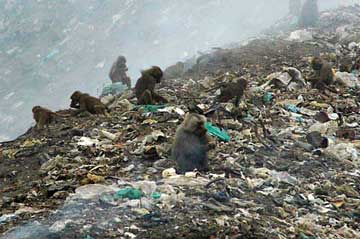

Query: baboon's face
[[151, 66, 163, 83], [184, 114, 207, 136], [32, 106, 41, 113], [70, 91, 82, 108]]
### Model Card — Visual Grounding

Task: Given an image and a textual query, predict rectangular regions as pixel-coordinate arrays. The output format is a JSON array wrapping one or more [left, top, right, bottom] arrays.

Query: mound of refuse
[[1, 5, 360, 239]]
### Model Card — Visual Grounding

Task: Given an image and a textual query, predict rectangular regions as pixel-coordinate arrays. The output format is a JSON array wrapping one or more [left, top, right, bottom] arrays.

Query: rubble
[[1, 4, 360, 239]]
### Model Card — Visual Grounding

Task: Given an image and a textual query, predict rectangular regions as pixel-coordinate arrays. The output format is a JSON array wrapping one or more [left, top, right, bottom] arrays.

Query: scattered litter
[[2, 4, 360, 239], [205, 122, 231, 142], [135, 105, 167, 113], [115, 188, 143, 200]]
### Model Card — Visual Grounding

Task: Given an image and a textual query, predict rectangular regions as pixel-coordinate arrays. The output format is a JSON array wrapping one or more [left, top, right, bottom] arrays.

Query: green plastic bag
[[115, 187, 143, 200], [151, 192, 161, 199], [263, 92, 274, 104], [135, 105, 166, 113], [205, 122, 230, 142]]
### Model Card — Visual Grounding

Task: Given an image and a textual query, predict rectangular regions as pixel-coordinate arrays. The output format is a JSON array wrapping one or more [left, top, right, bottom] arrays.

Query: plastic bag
[[205, 122, 231, 142]]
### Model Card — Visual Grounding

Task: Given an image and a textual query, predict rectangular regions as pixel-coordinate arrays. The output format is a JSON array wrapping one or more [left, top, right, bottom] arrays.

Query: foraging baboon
[[70, 91, 109, 115], [32, 106, 68, 129], [217, 78, 247, 106], [172, 113, 213, 173]]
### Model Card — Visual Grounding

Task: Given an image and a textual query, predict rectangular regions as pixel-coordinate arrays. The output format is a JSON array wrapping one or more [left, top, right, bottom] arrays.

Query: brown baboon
[[134, 66, 168, 105], [70, 91, 109, 115], [310, 57, 334, 90], [32, 106, 68, 129], [218, 78, 247, 106], [172, 113, 213, 173], [109, 55, 131, 88]]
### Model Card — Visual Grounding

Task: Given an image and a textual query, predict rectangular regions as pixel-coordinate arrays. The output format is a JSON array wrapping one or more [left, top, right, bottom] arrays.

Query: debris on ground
[[1, 5, 360, 239]]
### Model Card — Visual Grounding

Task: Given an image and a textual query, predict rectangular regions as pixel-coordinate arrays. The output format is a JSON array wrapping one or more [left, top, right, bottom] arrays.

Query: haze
[[0, 0, 359, 141]]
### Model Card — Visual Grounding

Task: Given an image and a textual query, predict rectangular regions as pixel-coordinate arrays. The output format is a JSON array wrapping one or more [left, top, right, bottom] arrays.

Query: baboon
[[70, 91, 109, 115], [109, 55, 131, 88], [172, 113, 212, 173], [134, 66, 168, 105], [299, 0, 319, 28], [309, 57, 334, 90], [217, 78, 247, 106], [32, 106, 68, 129]]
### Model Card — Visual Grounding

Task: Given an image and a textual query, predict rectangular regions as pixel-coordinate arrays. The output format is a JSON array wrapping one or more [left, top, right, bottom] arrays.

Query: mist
[[0, 0, 359, 141]]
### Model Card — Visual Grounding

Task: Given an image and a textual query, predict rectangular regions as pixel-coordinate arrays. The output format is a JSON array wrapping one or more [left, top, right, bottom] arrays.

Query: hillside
[[1, 4, 360, 239], [0, 0, 289, 141]]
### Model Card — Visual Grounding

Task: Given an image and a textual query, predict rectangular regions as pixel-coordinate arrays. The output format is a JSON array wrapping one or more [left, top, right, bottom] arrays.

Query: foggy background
[[0, 0, 359, 141]]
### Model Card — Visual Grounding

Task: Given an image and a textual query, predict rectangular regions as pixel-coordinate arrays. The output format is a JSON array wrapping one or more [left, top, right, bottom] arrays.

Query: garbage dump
[[1, 4, 360, 239]]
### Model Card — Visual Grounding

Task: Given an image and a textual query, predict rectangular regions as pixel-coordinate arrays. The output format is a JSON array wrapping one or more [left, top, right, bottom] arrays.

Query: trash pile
[[1, 5, 360, 239]]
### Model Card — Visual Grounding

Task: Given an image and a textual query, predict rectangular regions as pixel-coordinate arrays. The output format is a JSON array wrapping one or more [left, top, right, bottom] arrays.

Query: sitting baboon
[[134, 66, 168, 105], [172, 113, 213, 173], [309, 57, 334, 90]]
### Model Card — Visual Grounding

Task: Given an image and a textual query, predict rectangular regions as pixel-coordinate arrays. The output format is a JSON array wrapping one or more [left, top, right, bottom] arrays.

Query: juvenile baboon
[[172, 113, 213, 173], [218, 78, 247, 106], [70, 91, 109, 115], [134, 66, 168, 105], [309, 57, 334, 90], [109, 55, 131, 88], [32, 106, 68, 129]]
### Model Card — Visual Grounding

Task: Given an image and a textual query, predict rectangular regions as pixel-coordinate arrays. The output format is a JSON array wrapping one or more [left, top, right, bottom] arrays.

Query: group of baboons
[[31, 53, 219, 173], [31, 53, 335, 173], [31, 0, 336, 173], [32, 61, 169, 130]]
